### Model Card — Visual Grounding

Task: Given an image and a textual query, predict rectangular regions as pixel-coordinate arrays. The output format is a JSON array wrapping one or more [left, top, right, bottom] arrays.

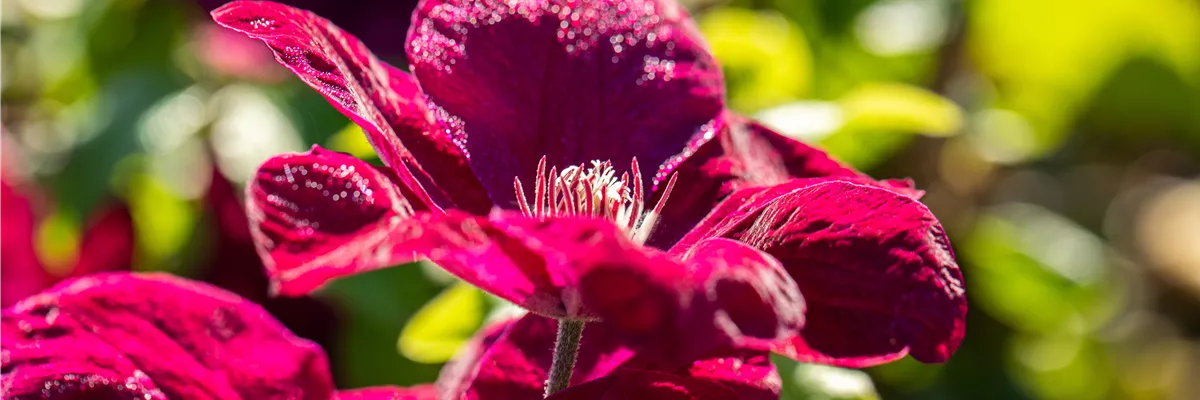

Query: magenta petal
[[212, 1, 491, 213], [0, 179, 51, 307], [686, 351, 780, 400], [335, 385, 436, 400], [674, 179, 967, 366], [1, 273, 334, 399], [408, 0, 724, 208], [547, 370, 738, 400], [647, 113, 921, 249], [247, 146, 419, 296], [442, 316, 784, 400]]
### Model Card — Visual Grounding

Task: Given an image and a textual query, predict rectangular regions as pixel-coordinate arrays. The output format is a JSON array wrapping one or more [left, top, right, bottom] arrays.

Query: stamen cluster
[[514, 157, 676, 243]]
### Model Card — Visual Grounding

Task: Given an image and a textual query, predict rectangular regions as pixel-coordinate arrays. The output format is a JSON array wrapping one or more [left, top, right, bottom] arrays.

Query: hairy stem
[[544, 319, 585, 397]]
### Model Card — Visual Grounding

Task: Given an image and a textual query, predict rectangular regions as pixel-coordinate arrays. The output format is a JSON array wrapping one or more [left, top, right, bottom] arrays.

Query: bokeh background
[[3, 0, 1200, 399]]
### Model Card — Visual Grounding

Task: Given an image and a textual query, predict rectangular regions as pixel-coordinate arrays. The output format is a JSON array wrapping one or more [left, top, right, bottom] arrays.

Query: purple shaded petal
[[673, 179, 967, 366], [547, 370, 738, 400], [408, 0, 724, 208], [213, 1, 491, 213], [0, 178, 51, 307], [246, 146, 419, 296], [1, 273, 334, 399], [335, 385, 436, 400], [647, 113, 922, 249]]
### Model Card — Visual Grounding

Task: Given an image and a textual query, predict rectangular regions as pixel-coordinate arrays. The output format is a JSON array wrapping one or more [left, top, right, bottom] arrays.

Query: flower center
[[514, 157, 676, 244]]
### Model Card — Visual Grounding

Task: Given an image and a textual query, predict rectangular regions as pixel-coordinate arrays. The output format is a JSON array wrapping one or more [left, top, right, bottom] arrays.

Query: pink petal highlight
[[212, 1, 490, 213], [1, 273, 334, 399], [674, 179, 967, 366], [408, 0, 724, 208]]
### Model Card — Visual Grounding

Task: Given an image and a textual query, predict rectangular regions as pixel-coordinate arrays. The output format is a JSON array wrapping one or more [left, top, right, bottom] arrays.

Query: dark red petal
[[547, 370, 738, 400], [674, 179, 967, 366], [246, 146, 419, 296], [0, 179, 51, 307], [408, 0, 724, 208], [335, 385, 436, 400], [70, 203, 134, 277], [678, 239, 805, 352], [212, 1, 491, 213], [1, 273, 334, 399], [647, 113, 922, 249]]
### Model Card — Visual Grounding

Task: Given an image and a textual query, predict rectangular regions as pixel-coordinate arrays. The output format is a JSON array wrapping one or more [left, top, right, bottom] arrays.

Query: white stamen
[[514, 157, 675, 243]]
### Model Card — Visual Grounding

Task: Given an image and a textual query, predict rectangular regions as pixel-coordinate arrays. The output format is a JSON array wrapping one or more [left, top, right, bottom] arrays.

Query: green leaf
[[699, 7, 813, 113], [777, 353, 880, 400], [326, 122, 378, 161], [838, 83, 962, 136], [398, 281, 487, 364]]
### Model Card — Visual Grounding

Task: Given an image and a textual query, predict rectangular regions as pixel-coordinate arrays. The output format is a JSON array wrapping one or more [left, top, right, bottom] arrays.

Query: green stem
[[544, 319, 585, 397]]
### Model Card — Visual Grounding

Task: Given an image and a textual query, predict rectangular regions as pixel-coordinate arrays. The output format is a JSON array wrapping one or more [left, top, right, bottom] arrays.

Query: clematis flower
[[0, 176, 134, 308], [1, 273, 734, 399], [214, 0, 963, 385]]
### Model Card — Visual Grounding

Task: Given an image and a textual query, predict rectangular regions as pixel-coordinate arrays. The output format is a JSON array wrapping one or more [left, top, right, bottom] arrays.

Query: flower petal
[[442, 315, 765, 400], [408, 0, 724, 208], [647, 113, 921, 249], [686, 351, 780, 400], [71, 203, 135, 276], [673, 179, 967, 366], [246, 146, 418, 296], [547, 370, 738, 400], [335, 385, 436, 400], [1, 273, 334, 399], [212, 1, 490, 213], [0, 178, 51, 307]]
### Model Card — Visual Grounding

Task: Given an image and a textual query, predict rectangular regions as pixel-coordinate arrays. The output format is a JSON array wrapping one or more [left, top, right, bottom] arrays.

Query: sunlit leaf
[[969, 0, 1200, 160], [398, 281, 487, 364], [961, 204, 1121, 334], [326, 122, 378, 160], [127, 171, 196, 271], [34, 209, 80, 275], [699, 7, 812, 113], [776, 354, 880, 400]]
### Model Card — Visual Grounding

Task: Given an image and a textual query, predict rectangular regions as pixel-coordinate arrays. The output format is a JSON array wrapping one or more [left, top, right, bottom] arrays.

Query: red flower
[[213, 0, 965, 383]]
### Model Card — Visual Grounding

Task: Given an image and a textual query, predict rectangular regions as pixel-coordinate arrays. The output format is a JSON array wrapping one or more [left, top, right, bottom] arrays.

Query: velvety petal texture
[[246, 146, 419, 295], [674, 179, 967, 366], [1, 273, 334, 399], [408, 0, 725, 208], [647, 113, 920, 249], [213, 0, 490, 213], [441, 315, 775, 400]]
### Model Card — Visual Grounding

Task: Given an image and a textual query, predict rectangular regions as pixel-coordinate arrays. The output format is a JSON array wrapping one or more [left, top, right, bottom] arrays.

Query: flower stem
[[544, 319, 585, 397]]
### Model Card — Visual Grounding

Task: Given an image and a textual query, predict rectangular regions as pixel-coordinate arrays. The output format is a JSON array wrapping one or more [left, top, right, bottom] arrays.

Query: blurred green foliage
[[4, 0, 1200, 398]]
